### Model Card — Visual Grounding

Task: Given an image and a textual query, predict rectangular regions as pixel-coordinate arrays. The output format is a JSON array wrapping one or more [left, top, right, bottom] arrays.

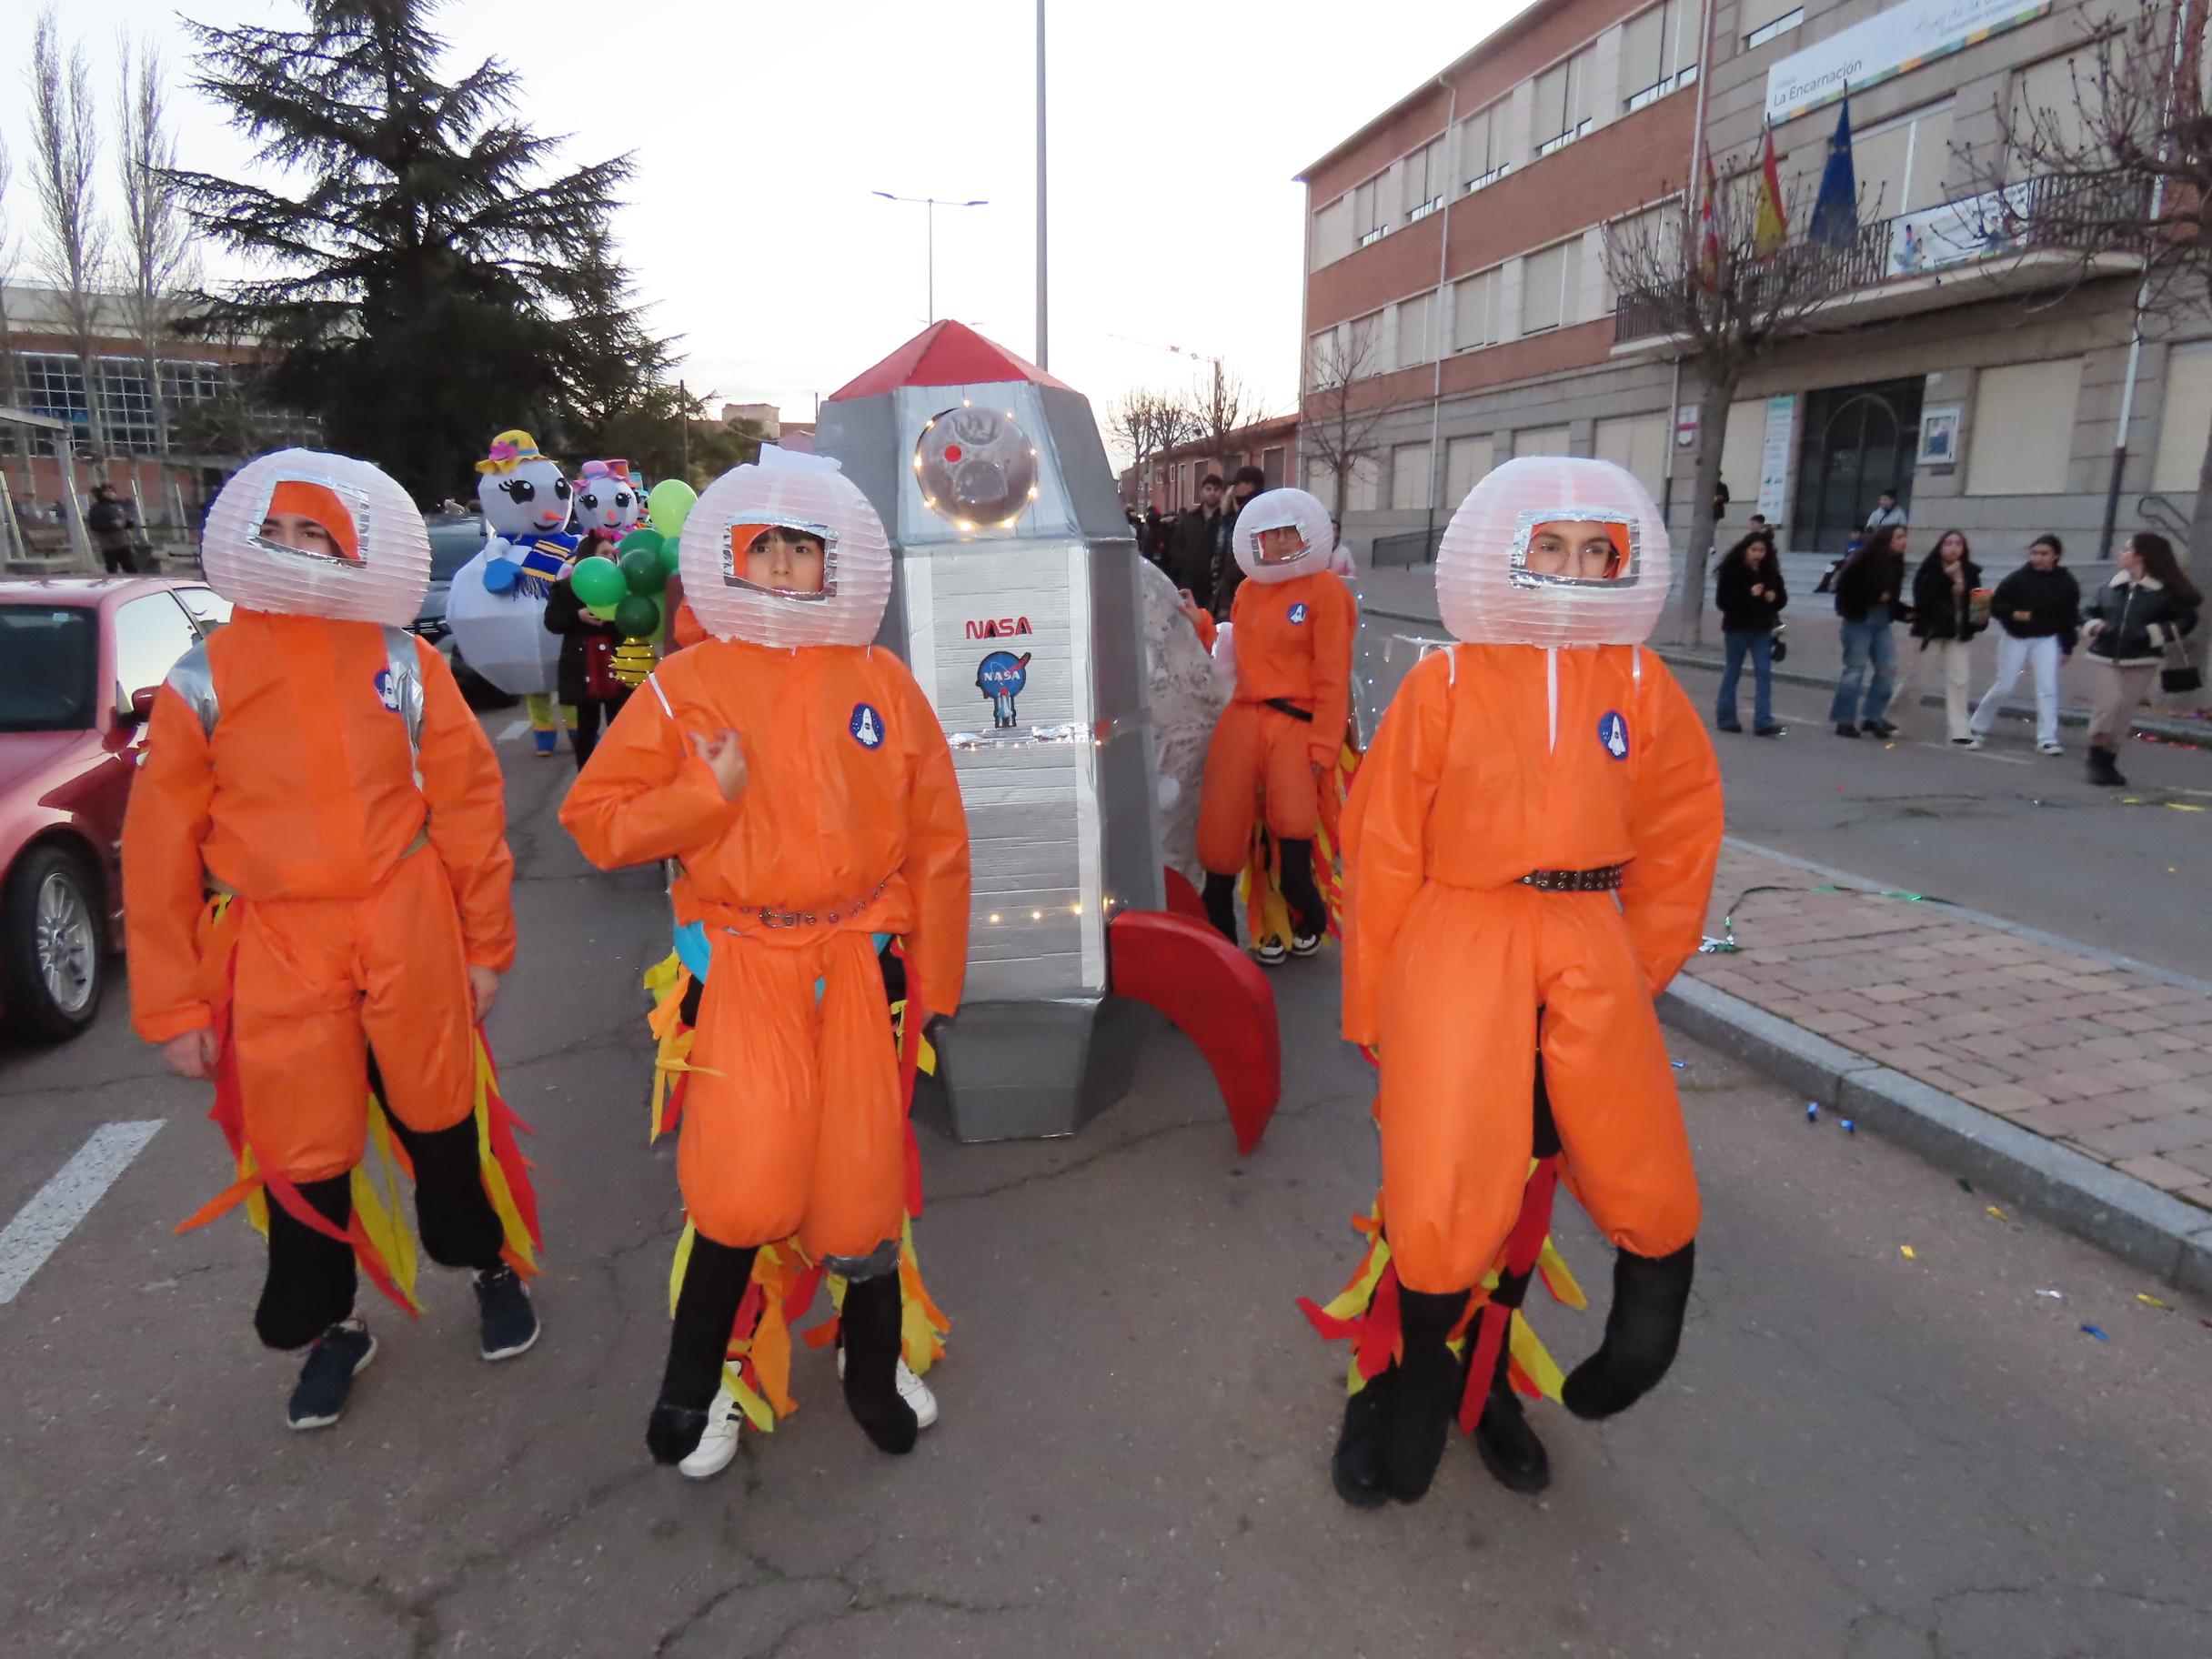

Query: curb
[[1660, 974, 2212, 1293]]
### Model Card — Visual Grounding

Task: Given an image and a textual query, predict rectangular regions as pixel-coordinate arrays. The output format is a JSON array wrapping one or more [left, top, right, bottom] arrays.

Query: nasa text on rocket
[[819, 323, 1279, 1149]]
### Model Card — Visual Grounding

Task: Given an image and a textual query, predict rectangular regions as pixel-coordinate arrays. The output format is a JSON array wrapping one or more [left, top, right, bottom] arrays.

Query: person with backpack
[[1967, 534, 2079, 754], [2078, 530, 2202, 786]]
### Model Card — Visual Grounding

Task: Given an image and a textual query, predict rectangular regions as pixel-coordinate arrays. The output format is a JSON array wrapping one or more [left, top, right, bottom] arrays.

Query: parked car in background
[[0, 577, 231, 1041], [412, 514, 511, 706]]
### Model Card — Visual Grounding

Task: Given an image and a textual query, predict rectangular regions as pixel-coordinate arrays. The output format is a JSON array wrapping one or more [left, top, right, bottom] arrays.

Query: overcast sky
[[9, 0, 1529, 436]]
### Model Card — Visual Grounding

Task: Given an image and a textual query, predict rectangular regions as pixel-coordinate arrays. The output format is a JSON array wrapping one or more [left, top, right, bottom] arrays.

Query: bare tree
[[0, 132, 37, 518], [1969, 4, 2207, 620], [117, 33, 199, 470], [1602, 160, 1838, 645], [1299, 325, 1390, 525], [1107, 387, 1200, 507], [29, 8, 109, 460], [1182, 359, 1253, 478]]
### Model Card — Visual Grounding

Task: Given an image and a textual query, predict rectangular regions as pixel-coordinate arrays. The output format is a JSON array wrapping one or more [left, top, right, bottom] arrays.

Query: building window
[[1390, 442, 1432, 511], [1595, 412, 1670, 503], [2010, 53, 2105, 176], [1842, 99, 1956, 222], [1531, 46, 1596, 157], [1312, 195, 1354, 269], [1346, 455, 1382, 514], [1453, 267, 1503, 352], [1513, 426, 1572, 458], [1602, 202, 1681, 312], [1262, 446, 1285, 488], [1458, 102, 1511, 195], [161, 360, 233, 407], [1352, 173, 1389, 246], [19, 351, 90, 427], [1621, 2, 1699, 114], [2153, 344, 2212, 493], [1742, 0, 1804, 48], [1966, 358, 2082, 496], [97, 358, 159, 453], [1397, 291, 1435, 369], [1519, 239, 1584, 336], [1444, 434, 1494, 505], [1402, 136, 1447, 223]]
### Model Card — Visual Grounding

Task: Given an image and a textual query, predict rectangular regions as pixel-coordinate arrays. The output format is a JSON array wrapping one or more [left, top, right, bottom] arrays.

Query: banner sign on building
[[1885, 181, 2030, 276], [1765, 0, 2051, 125], [1757, 395, 1797, 524]]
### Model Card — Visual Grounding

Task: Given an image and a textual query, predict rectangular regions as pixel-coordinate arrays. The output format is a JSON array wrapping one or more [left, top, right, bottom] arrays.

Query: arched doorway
[[1790, 377, 1924, 553]]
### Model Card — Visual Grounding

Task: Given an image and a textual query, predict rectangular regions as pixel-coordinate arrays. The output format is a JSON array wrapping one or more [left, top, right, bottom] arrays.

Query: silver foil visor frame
[[719, 517, 839, 603], [1507, 506, 1642, 589], [246, 475, 374, 570], [1242, 520, 1314, 568]]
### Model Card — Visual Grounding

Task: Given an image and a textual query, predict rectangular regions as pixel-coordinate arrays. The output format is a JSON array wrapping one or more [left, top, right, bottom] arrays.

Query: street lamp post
[[870, 192, 989, 325], [1036, 0, 1049, 370]]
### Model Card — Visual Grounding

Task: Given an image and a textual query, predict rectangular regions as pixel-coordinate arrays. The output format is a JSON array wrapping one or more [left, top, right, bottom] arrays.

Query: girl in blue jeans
[[1826, 528, 1905, 738], [1714, 531, 1788, 734]]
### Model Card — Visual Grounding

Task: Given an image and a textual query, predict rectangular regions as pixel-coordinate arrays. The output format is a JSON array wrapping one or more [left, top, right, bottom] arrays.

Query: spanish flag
[[1694, 149, 1723, 293], [1754, 123, 1789, 258]]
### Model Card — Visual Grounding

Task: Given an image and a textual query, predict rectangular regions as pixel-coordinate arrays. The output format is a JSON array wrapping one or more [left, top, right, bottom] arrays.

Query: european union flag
[[1808, 95, 1859, 246]]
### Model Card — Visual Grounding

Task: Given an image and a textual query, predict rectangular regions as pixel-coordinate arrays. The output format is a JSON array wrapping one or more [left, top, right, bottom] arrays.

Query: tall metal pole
[[1035, 0, 1049, 369], [927, 198, 936, 324]]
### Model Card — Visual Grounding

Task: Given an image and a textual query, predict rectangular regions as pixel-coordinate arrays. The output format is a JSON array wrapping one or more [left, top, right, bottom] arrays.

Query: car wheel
[[2, 845, 105, 1042]]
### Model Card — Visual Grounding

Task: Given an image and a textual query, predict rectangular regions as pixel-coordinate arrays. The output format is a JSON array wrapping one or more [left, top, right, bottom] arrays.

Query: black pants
[[1202, 836, 1324, 944], [570, 690, 630, 771], [99, 543, 135, 574], [252, 1053, 508, 1351]]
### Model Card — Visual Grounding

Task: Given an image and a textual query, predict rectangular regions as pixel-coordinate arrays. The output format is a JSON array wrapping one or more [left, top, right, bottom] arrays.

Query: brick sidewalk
[[1685, 844, 2212, 1212]]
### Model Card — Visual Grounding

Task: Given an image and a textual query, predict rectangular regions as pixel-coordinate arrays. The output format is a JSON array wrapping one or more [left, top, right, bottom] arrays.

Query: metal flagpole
[[1036, 0, 1049, 369]]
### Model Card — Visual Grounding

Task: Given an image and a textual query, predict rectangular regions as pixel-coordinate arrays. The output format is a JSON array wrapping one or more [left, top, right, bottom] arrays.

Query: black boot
[[2086, 745, 2126, 788], [1561, 1242, 1695, 1421], [1330, 1368, 1394, 1509], [840, 1271, 920, 1454], [1277, 839, 1326, 954], [649, 1236, 756, 1464], [1201, 871, 1240, 944], [1472, 1331, 1551, 1493], [1382, 1285, 1468, 1503]]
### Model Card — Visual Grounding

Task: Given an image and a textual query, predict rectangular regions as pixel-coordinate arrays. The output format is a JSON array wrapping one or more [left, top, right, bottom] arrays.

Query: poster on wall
[[1765, 0, 2051, 125], [1918, 404, 1963, 467], [1887, 183, 2031, 276], [1757, 395, 1798, 524]]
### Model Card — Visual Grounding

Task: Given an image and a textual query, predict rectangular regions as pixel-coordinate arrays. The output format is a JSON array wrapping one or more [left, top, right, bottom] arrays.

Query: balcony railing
[[1613, 171, 2149, 346]]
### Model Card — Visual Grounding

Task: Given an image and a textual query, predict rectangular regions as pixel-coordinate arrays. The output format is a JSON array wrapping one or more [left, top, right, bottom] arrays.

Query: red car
[[0, 576, 231, 1041]]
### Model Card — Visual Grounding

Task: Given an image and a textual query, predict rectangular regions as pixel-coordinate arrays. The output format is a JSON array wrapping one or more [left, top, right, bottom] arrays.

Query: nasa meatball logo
[[373, 669, 403, 713], [850, 702, 886, 750], [1287, 601, 1309, 625], [1597, 710, 1630, 760], [976, 649, 1032, 730]]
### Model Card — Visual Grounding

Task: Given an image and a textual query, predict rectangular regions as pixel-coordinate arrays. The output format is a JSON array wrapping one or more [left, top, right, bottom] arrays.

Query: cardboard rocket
[[818, 322, 1278, 1150]]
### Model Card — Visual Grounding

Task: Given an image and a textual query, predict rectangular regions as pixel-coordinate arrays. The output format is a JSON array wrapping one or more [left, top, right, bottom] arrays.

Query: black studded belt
[[1517, 865, 1625, 893], [742, 878, 890, 930]]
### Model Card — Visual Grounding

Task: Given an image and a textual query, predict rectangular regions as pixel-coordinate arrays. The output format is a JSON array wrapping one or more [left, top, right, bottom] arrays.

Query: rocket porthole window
[[914, 406, 1041, 529]]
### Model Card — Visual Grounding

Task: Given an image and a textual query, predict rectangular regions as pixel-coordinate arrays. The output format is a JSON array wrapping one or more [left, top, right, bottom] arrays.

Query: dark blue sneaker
[[287, 1320, 376, 1431], [474, 1262, 538, 1361]]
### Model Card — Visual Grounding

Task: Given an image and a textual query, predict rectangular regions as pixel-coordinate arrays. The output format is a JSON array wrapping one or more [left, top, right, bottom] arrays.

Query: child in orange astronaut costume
[[561, 448, 970, 1476], [1330, 456, 1723, 1506], [1196, 487, 1355, 961], [125, 450, 541, 1433]]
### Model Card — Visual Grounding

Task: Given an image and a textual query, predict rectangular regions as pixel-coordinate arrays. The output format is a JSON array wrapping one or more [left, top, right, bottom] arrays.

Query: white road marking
[[1912, 741, 2029, 766], [498, 719, 533, 741], [0, 1121, 165, 1304]]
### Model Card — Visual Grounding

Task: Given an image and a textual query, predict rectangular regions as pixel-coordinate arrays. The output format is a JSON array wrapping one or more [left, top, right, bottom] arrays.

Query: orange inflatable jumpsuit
[[560, 448, 970, 1474], [1196, 488, 1355, 956], [125, 450, 539, 1428], [1333, 456, 1723, 1504]]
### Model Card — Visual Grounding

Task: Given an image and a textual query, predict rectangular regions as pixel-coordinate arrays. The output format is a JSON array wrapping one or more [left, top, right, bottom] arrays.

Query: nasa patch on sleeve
[[1597, 710, 1630, 759], [1288, 601, 1309, 626], [373, 669, 403, 713], [850, 702, 886, 749]]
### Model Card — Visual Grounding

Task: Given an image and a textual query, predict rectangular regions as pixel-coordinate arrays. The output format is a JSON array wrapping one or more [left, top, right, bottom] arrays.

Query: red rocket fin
[[1161, 865, 1208, 924], [1108, 909, 1281, 1154]]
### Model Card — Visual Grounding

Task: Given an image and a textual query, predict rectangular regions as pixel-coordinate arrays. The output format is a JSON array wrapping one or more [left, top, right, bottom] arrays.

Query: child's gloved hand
[[160, 1027, 220, 1081], [688, 728, 749, 802]]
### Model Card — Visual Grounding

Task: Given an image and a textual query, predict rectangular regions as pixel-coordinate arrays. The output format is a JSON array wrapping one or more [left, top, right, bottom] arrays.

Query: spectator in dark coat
[[1904, 530, 1986, 746], [86, 485, 140, 574], [2078, 529, 2202, 786], [1713, 530, 1787, 736], [1208, 465, 1267, 620], [1166, 475, 1226, 609], [1968, 534, 2079, 755], [1828, 525, 1906, 738]]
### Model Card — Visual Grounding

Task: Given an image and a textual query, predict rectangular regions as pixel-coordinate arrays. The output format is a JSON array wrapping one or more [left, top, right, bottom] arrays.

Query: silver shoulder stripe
[[165, 643, 220, 739], [380, 625, 427, 769]]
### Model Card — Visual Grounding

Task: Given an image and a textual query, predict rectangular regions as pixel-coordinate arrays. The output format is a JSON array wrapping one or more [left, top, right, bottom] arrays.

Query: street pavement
[[1, 710, 2209, 1657]]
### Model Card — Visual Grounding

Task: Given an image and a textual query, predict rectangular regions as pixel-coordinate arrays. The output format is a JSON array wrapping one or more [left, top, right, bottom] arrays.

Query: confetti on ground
[[2137, 1292, 2175, 1312], [2036, 1288, 2065, 1300], [2170, 802, 2206, 812], [2079, 1324, 2110, 1342], [1956, 1178, 1975, 1192], [1805, 1102, 1820, 1122], [1841, 1119, 1856, 1134], [1900, 1245, 1917, 1260], [1986, 1204, 2007, 1221], [1671, 1059, 1687, 1070]]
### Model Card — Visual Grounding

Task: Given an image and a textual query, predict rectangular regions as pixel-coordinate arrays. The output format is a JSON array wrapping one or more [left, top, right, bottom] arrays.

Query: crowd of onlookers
[[1710, 489, 2202, 788], [1127, 464, 1268, 621]]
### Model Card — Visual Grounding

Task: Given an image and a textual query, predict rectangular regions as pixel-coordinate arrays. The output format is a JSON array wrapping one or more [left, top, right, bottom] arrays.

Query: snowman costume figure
[[575, 459, 641, 549], [446, 430, 580, 755]]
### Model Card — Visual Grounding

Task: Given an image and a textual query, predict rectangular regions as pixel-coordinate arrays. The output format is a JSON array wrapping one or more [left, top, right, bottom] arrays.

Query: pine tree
[[175, 0, 634, 498]]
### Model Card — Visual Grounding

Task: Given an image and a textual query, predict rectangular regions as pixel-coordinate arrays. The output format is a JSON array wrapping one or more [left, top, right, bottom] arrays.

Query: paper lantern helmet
[[573, 459, 638, 539], [200, 448, 428, 626], [1434, 456, 1670, 649], [475, 429, 573, 540], [1230, 488, 1334, 588], [678, 447, 892, 649]]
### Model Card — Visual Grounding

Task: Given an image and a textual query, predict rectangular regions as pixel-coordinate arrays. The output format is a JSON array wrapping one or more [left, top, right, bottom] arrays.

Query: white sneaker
[[679, 1382, 743, 1480], [1255, 937, 1288, 966], [1291, 931, 1323, 958], [1951, 736, 1983, 749], [837, 1347, 940, 1430], [2038, 741, 2064, 756]]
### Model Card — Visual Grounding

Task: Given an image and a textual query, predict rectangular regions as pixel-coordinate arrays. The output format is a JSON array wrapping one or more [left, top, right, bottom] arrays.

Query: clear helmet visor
[[1512, 512, 1639, 588], [723, 518, 839, 602], [254, 478, 366, 568], [1232, 487, 1334, 585]]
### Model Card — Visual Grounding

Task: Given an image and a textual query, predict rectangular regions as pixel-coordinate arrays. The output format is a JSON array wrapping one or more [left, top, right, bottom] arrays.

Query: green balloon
[[656, 538, 682, 578], [587, 600, 619, 623], [648, 478, 697, 538], [617, 528, 664, 559], [619, 548, 668, 596], [570, 554, 627, 609], [615, 593, 662, 640]]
